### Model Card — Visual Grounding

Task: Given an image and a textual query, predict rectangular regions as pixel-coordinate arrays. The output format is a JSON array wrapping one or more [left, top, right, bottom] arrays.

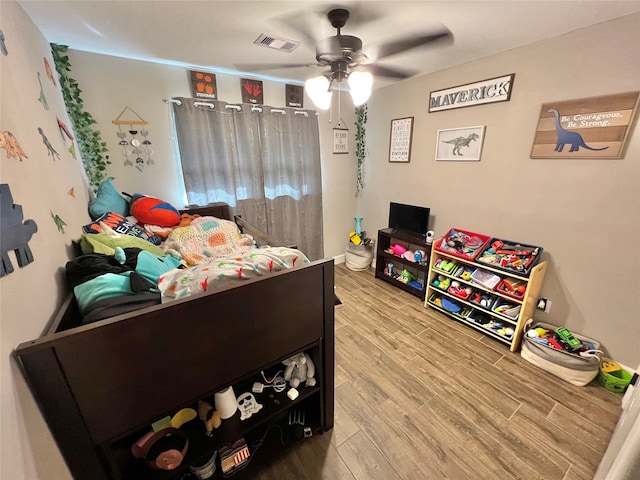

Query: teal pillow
[[89, 179, 129, 220]]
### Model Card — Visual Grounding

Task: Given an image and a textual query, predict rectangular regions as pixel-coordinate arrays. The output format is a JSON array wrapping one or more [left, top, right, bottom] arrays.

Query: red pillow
[[128, 194, 180, 227]]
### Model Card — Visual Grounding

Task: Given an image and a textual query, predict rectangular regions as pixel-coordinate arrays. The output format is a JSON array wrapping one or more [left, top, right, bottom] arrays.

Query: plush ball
[[129, 194, 180, 227]]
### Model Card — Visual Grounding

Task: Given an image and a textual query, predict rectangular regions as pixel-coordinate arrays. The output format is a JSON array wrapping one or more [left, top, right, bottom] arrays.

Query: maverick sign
[[429, 74, 515, 113]]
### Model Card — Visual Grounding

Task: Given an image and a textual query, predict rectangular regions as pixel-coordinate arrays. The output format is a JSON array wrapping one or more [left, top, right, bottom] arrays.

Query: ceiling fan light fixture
[[305, 75, 332, 110], [348, 71, 373, 107]]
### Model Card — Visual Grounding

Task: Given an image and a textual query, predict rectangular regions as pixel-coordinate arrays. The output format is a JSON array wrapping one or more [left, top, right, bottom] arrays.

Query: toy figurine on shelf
[[399, 269, 414, 284]]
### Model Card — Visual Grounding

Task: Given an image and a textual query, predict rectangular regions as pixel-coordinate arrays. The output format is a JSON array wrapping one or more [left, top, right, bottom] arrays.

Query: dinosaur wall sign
[[435, 125, 486, 161], [531, 91, 640, 159]]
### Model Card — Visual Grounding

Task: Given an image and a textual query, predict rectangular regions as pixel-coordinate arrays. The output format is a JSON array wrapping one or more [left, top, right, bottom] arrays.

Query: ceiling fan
[[238, 8, 453, 109]]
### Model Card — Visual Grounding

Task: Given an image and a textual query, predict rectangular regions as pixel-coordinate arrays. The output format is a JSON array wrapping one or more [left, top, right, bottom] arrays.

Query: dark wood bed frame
[[14, 203, 335, 480]]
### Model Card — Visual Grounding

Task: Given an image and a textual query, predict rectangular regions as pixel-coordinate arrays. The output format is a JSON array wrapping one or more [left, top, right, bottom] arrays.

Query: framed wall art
[[435, 125, 486, 161], [530, 91, 639, 159], [389, 117, 414, 163], [189, 70, 217, 99]]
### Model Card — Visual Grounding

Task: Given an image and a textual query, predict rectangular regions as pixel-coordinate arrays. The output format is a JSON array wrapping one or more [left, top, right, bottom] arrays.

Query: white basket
[[345, 242, 374, 271]]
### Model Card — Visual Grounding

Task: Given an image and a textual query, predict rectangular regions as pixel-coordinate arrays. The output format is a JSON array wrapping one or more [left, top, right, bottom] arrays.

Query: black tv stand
[[374, 228, 432, 300]]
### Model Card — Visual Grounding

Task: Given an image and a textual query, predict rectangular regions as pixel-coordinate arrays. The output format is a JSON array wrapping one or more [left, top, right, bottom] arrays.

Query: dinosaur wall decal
[[441, 132, 479, 156], [548, 108, 609, 153], [0, 184, 38, 277]]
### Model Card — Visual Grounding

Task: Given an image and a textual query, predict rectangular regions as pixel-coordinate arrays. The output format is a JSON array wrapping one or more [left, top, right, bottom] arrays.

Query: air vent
[[254, 34, 300, 52]]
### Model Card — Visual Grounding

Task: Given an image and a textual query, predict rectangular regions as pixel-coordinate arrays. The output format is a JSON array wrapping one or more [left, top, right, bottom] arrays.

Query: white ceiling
[[17, 0, 640, 90]]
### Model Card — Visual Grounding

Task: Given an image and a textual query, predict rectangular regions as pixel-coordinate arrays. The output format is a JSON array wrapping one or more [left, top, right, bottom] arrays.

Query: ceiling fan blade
[[373, 27, 453, 60], [356, 64, 417, 79], [234, 62, 321, 72]]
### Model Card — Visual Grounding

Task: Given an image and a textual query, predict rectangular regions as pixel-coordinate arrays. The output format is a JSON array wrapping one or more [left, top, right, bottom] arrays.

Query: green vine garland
[[51, 44, 110, 192], [355, 104, 367, 193]]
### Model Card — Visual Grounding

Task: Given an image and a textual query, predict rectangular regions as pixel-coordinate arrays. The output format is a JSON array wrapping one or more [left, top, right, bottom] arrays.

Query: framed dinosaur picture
[[530, 91, 639, 159], [435, 125, 486, 161]]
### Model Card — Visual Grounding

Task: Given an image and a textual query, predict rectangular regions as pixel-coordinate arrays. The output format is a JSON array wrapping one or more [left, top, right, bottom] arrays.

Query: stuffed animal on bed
[[283, 352, 316, 388]]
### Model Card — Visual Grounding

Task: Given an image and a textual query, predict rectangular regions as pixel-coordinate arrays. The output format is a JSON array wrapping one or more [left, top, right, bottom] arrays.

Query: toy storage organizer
[[375, 228, 432, 300], [426, 229, 547, 352]]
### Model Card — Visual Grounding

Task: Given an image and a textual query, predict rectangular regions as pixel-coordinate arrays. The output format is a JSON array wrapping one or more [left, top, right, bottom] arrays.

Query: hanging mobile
[[117, 127, 128, 145], [112, 106, 150, 169]]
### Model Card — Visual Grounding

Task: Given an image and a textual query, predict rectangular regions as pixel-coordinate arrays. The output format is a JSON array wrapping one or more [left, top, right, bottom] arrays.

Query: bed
[[14, 203, 335, 480]]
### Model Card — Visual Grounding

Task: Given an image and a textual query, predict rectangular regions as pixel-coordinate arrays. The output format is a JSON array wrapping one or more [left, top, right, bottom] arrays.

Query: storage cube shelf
[[426, 234, 547, 352], [375, 228, 432, 300]]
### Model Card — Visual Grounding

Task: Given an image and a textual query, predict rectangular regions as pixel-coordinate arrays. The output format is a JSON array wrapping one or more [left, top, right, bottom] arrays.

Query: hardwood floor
[[255, 263, 622, 480]]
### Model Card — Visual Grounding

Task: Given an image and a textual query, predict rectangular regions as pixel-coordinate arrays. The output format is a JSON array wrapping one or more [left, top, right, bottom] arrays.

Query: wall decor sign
[[388, 117, 414, 163], [333, 119, 349, 154], [530, 91, 639, 159], [435, 125, 486, 161], [429, 74, 515, 113], [286, 84, 304, 108], [241, 78, 264, 104], [189, 70, 217, 99]]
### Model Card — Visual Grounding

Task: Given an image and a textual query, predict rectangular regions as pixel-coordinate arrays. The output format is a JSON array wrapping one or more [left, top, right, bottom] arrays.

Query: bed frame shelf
[[14, 203, 335, 480]]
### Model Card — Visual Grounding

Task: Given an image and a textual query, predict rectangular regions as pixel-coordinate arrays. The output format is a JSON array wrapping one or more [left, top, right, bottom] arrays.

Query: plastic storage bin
[[496, 278, 526, 300], [434, 228, 491, 261], [470, 268, 501, 290], [476, 237, 543, 277], [597, 358, 633, 394]]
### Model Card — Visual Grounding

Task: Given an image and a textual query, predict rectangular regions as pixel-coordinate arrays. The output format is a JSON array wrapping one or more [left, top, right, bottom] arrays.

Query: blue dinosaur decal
[[549, 109, 609, 153], [0, 184, 38, 277]]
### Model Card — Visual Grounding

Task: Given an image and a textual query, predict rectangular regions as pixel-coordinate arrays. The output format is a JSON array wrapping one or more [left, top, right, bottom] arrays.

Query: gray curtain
[[172, 97, 324, 260]]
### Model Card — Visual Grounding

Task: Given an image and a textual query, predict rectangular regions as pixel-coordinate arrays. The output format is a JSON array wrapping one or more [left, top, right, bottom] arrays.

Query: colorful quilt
[[158, 247, 309, 302], [162, 216, 255, 266]]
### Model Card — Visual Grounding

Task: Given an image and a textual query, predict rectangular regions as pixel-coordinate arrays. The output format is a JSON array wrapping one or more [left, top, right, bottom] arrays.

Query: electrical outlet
[[536, 298, 552, 313]]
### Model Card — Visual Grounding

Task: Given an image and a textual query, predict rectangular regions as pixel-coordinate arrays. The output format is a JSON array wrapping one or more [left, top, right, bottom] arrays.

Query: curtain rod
[[164, 98, 315, 116]]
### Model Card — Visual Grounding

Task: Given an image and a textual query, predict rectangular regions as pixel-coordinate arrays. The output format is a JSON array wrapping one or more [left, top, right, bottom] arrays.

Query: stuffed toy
[[283, 352, 316, 388], [197, 400, 222, 436]]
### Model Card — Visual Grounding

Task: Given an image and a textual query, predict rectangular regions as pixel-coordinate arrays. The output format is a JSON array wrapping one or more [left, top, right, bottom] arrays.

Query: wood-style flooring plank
[[496, 354, 621, 432], [336, 430, 401, 480], [253, 265, 622, 479], [423, 395, 540, 480], [546, 402, 613, 456], [293, 430, 357, 480]]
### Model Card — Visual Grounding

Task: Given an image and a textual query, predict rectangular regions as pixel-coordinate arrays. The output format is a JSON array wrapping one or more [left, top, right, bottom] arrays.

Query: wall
[[66, 50, 358, 260], [1, 2, 357, 478], [357, 13, 640, 367], [0, 1, 91, 478]]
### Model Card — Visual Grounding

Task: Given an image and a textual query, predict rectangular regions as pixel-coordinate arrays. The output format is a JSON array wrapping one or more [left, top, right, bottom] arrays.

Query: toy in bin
[[432, 274, 451, 290], [527, 325, 597, 353], [434, 257, 456, 273], [453, 264, 474, 282], [436, 228, 490, 260], [447, 280, 473, 300], [477, 238, 542, 275], [496, 278, 526, 299]]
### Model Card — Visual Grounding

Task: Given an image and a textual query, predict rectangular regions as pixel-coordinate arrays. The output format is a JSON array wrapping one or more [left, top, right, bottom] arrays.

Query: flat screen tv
[[388, 202, 431, 236]]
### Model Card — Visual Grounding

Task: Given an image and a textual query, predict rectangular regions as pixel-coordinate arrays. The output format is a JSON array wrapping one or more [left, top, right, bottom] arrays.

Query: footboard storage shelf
[[15, 258, 336, 480], [425, 233, 546, 352]]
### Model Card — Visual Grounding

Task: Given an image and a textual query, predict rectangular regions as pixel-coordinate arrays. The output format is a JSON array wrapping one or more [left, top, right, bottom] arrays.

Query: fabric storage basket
[[520, 320, 602, 386], [345, 241, 374, 271]]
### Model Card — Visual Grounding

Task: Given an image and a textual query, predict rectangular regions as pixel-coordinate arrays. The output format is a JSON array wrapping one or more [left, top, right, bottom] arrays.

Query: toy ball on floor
[[129, 194, 180, 227]]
